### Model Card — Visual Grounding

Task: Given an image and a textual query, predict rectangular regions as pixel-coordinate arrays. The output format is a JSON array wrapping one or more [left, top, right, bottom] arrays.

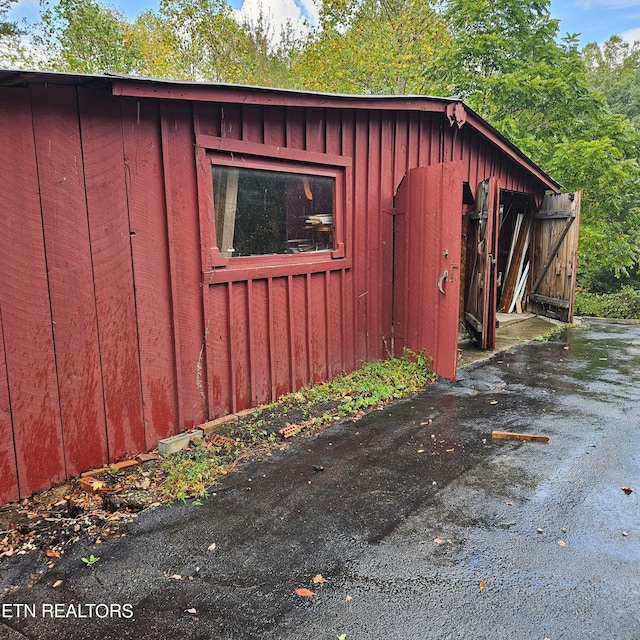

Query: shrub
[[575, 286, 640, 319]]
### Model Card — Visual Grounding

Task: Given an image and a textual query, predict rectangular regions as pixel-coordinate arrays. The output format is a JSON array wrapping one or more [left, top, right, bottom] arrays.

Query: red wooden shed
[[0, 70, 580, 502]]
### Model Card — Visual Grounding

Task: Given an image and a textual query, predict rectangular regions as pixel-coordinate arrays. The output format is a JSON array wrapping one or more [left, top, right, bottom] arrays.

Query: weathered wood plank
[[529, 294, 570, 309], [121, 97, 179, 447], [31, 83, 108, 476], [78, 88, 146, 460], [492, 430, 549, 443], [291, 274, 310, 389], [0, 307, 18, 504], [208, 283, 232, 417], [0, 87, 66, 497], [531, 215, 575, 296], [270, 276, 291, 399], [231, 281, 251, 410], [249, 279, 271, 405], [309, 272, 328, 383], [160, 100, 208, 427]]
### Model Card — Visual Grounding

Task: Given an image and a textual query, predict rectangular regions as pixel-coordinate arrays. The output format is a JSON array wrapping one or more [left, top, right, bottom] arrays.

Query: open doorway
[[460, 183, 581, 350]]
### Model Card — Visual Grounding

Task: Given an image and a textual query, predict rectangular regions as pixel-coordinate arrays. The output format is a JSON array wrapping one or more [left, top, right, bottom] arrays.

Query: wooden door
[[464, 178, 499, 349], [529, 191, 581, 322], [393, 162, 463, 381]]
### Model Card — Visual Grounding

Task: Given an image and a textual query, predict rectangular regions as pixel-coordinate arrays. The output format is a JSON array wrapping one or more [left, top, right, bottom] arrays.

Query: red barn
[[0, 70, 580, 502]]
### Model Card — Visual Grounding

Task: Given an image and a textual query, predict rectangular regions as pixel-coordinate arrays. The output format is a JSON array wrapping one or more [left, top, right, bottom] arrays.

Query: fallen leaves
[[295, 588, 315, 597], [207, 541, 217, 552], [45, 549, 60, 558], [479, 579, 485, 593], [313, 574, 327, 584], [621, 486, 634, 495]]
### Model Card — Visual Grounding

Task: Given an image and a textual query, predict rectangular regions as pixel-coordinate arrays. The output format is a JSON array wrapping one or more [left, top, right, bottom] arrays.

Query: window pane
[[213, 165, 335, 257]]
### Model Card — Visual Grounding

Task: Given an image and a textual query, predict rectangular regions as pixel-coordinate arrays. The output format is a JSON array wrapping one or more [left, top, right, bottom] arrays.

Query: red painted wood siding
[[0, 82, 548, 501]]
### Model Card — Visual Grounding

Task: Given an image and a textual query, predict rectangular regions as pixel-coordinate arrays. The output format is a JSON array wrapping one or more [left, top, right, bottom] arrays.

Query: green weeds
[[161, 445, 230, 502], [161, 350, 435, 503], [532, 323, 571, 341]]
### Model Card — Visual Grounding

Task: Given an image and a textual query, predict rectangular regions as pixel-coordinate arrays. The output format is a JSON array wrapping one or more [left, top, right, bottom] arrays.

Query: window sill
[[204, 254, 352, 284]]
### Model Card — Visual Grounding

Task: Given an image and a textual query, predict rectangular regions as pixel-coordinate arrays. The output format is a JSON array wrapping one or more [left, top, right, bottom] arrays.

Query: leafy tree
[[583, 36, 640, 130], [1, 0, 20, 37], [423, 0, 640, 286], [35, 0, 141, 74], [0, 0, 33, 67], [295, 0, 449, 94], [130, 0, 299, 84]]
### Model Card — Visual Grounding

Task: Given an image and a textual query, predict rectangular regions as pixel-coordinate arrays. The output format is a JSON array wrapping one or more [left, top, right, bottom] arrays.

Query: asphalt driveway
[[1, 320, 639, 639]]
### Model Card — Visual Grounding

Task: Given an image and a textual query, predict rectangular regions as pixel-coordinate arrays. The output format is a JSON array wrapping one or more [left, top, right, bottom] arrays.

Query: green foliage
[[35, 0, 141, 73], [295, 0, 448, 94], [161, 445, 225, 502], [289, 349, 436, 413], [531, 323, 569, 341], [584, 36, 640, 130], [81, 554, 100, 566], [0, 0, 20, 37], [575, 286, 640, 319]]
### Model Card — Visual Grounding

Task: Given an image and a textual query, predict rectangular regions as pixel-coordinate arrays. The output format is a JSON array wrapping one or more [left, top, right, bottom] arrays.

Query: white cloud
[[621, 26, 640, 41], [234, 0, 314, 41]]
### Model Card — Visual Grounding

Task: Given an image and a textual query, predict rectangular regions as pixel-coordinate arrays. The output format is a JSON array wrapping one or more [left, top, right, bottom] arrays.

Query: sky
[[8, 0, 640, 48]]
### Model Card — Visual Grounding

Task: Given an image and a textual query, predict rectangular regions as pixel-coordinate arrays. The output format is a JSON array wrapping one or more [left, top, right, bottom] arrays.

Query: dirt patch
[[0, 397, 360, 565]]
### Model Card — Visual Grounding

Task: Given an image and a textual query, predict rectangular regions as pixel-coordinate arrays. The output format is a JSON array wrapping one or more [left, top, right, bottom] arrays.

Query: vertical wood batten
[[267, 277, 277, 402], [250, 279, 271, 405], [160, 100, 208, 427], [0, 306, 18, 504], [227, 282, 238, 414], [0, 88, 66, 496], [353, 110, 369, 366], [380, 115, 394, 354], [367, 111, 382, 360], [292, 274, 309, 388], [78, 88, 146, 461], [31, 84, 108, 476], [271, 277, 290, 399], [122, 97, 178, 447], [286, 275, 296, 390], [233, 281, 251, 410]]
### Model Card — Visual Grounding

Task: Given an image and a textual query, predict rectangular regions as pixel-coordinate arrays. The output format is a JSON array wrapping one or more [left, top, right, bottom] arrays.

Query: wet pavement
[[1, 320, 639, 639]]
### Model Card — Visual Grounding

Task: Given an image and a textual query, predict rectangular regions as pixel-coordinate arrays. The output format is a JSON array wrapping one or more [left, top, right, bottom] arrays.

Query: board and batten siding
[[0, 81, 546, 502]]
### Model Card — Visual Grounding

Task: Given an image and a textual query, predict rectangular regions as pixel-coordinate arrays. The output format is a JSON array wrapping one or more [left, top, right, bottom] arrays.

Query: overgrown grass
[[575, 286, 640, 319], [161, 350, 435, 501], [531, 323, 570, 341], [161, 446, 233, 502], [287, 348, 437, 415]]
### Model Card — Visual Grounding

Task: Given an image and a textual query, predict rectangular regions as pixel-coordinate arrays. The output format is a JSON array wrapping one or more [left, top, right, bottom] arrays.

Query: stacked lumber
[[499, 213, 530, 313], [305, 214, 333, 226]]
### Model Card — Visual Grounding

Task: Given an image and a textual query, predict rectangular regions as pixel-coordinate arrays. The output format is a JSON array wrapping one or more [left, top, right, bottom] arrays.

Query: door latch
[[437, 270, 448, 295]]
